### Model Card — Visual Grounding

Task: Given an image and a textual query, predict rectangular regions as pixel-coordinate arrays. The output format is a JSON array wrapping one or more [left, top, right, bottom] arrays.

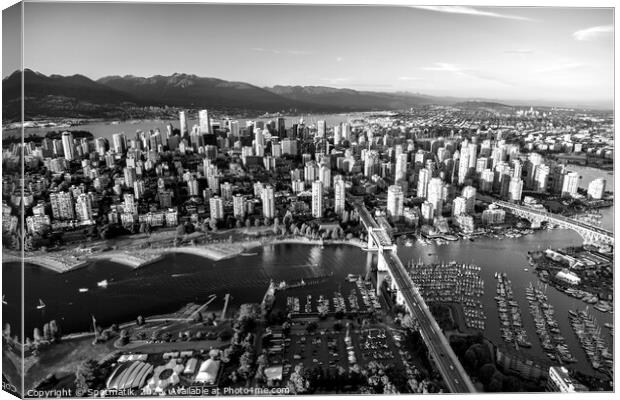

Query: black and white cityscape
[[1, 1, 615, 397]]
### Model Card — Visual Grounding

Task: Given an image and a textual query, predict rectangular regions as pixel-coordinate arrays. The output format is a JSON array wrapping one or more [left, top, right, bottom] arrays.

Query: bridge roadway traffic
[[354, 203, 476, 393]]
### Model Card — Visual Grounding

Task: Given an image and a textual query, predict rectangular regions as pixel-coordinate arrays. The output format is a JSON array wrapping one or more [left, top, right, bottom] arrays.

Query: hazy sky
[[3, 2, 614, 106]]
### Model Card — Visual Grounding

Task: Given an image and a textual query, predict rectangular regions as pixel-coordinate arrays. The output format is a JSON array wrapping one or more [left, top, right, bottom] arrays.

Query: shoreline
[[5, 236, 367, 273]]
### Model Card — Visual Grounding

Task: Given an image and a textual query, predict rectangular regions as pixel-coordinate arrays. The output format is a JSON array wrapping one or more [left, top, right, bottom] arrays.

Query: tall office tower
[[179, 111, 189, 136], [587, 178, 606, 199], [261, 185, 276, 219], [364, 150, 379, 177], [475, 157, 488, 174], [395, 153, 408, 182], [187, 177, 200, 196], [333, 124, 342, 145], [480, 139, 492, 157], [304, 161, 318, 183], [550, 165, 566, 194], [467, 142, 478, 169], [462, 185, 476, 213], [230, 120, 240, 138], [254, 129, 265, 157], [275, 117, 286, 138], [312, 180, 324, 218], [165, 123, 174, 139], [334, 179, 346, 216], [198, 109, 210, 134], [511, 159, 522, 180], [437, 147, 448, 162], [209, 196, 224, 220], [317, 120, 327, 138], [112, 133, 127, 154], [480, 169, 494, 192], [490, 147, 502, 169], [281, 139, 298, 155], [387, 185, 404, 221], [271, 142, 282, 158], [150, 130, 162, 151], [319, 164, 331, 189], [61, 131, 75, 161], [233, 194, 245, 218], [452, 196, 468, 217], [417, 168, 430, 198], [220, 182, 233, 201], [123, 167, 137, 188], [508, 178, 524, 202], [533, 164, 550, 193], [342, 123, 351, 141], [414, 149, 426, 165], [133, 180, 145, 199], [427, 177, 444, 216], [458, 145, 470, 184], [420, 201, 434, 224], [525, 152, 543, 189], [95, 138, 107, 156], [561, 172, 580, 198], [49, 192, 75, 220]]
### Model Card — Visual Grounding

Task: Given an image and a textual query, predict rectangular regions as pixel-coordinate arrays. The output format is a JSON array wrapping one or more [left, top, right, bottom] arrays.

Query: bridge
[[355, 202, 476, 393], [478, 195, 614, 246]]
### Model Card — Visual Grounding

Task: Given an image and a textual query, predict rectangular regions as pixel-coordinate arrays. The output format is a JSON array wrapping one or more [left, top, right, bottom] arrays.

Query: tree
[[254, 218, 261, 227], [3, 323, 11, 338], [136, 315, 145, 326], [479, 363, 497, 385], [75, 359, 100, 394]]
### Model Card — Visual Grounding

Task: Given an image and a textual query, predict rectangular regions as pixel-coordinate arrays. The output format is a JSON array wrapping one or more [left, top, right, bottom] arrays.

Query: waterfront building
[[75, 193, 93, 222], [61, 131, 75, 161], [261, 185, 276, 219], [455, 214, 475, 233], [533, 164, 550, 193], [587, 178, 606, 199], [334, 179, 346, 217], [546, 366, 587, 392], [508, 178, 523, 202], [427, 177, 444, 216], [462, 185, 476, 213], [209, 196, 224, 221], [233, 194, 245, 219], [452, 196, 467, 217], [420, 201, 434, 224], [312, 180, 323, 218], [387, 184, 404, 221], [481, 205, 506, 225], [561, 172, 580, 198], [49, 191, 75, 221]]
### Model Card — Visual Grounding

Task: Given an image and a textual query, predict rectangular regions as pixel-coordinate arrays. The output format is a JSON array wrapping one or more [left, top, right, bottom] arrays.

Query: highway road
[[355, 202, 476, 392]]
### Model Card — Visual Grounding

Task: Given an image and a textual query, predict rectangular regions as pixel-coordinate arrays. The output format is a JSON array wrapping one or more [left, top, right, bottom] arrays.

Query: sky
[[2, 1, 615, 107]]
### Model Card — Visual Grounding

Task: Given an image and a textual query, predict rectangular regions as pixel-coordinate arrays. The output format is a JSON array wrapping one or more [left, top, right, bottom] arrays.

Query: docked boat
[[2, 294, 6, 305], [37, 299, 46, 310], [79, 288, 89, 293], [241, 252, 258, 256]]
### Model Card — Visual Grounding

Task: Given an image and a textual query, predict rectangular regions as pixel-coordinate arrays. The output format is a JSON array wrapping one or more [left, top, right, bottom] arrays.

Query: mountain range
[[3, 69, 597, 122]]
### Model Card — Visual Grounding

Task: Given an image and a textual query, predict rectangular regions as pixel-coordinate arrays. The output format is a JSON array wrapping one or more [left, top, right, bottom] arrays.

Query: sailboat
[[37, 299, 46, 310]]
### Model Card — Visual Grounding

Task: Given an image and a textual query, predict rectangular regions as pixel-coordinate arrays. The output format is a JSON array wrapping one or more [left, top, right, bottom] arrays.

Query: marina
[[408, 261, 486, 331], [525, 282, 576, 363], [569, 308, 613, 378], [494, 273, 531, 348]]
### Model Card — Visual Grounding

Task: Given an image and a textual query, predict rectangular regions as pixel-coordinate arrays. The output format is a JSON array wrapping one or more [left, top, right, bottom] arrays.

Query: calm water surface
[[2, 228, 612, 377]]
